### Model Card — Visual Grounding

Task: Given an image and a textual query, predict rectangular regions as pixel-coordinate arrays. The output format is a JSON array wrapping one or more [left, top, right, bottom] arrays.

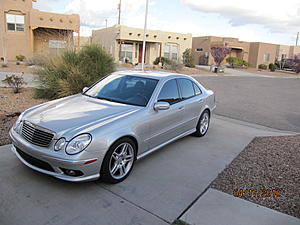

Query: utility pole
[[141, 0, 149, 71], [105, 19, 108, 28], [296, 32, 299, 46], [118, 0, 121, 25]]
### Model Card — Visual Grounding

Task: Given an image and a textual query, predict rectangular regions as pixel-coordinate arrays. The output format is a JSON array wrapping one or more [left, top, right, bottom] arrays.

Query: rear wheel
[[100, 138, 136, 183], [193, 110, 210, 137]]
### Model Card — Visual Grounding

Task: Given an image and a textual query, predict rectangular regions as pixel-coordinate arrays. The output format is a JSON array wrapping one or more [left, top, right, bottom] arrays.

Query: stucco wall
[[0, 0, 79, 61]]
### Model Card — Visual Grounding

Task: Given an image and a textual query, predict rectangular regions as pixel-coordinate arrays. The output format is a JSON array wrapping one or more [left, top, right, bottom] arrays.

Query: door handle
[[178, 106, 184, 110], [198, 99, 204, 103]]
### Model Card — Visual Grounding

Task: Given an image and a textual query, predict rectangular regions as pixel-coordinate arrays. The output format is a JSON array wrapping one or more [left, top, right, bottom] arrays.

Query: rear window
[[177, 78, 195, 99]]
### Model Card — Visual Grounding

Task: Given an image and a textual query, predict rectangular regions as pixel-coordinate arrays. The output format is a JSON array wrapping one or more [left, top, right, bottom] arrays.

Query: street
[[194, 75, 300, 132]]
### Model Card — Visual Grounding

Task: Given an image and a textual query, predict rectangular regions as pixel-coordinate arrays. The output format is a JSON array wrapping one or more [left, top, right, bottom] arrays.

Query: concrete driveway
[[0, 115, 293, 225]]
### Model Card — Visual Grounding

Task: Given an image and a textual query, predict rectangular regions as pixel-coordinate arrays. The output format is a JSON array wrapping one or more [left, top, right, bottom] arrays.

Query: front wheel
[[193, 110, 210, 137], [100, 138, 136, 183]]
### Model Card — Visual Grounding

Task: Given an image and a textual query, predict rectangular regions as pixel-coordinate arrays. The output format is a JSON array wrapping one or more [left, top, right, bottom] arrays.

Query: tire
[[100, 137, 136, 183], [193, 110, 210, 137]]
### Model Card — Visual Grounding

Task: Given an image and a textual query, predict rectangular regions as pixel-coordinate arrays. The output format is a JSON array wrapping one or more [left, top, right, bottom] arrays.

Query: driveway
[[0, 115, 293, 225], [193, 75, 300, 132]]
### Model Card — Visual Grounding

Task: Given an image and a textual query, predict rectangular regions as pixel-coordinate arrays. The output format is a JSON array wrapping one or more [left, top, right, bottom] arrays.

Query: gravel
[[211, 135, 300, 219], [0, 87, 46, 146]]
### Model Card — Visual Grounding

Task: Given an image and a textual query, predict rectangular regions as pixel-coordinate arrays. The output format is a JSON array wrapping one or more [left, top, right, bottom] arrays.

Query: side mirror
[[82, 87, 88, 93], [153, 101, 170, 111]]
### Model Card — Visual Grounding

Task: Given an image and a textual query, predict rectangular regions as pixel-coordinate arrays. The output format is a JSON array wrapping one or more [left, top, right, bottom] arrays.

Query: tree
[[182, 48, 195, 68], [211, 46, 231, 67], [286, 54, 300, 74]]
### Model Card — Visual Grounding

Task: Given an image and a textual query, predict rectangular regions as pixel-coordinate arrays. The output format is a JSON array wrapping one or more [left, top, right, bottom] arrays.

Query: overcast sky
[[33, 0, 300, 45]]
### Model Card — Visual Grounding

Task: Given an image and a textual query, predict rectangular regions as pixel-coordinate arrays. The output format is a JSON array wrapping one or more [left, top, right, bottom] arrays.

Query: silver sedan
[[9, 71, 216, 183]]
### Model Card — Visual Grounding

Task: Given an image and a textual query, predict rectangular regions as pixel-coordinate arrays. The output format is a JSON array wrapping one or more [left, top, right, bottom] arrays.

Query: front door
[[138, 44, 143, 63], [147, 79, 184, 150]]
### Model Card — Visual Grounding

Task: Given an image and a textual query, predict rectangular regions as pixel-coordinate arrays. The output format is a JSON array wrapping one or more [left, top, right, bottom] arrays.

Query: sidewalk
[[180, 188, 300, 225]]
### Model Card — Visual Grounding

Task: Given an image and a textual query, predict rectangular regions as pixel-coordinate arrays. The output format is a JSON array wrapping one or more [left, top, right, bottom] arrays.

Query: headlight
[[65, 134, 92, 155], [13, 112, 24, 133], [54, 138, 66, 151]]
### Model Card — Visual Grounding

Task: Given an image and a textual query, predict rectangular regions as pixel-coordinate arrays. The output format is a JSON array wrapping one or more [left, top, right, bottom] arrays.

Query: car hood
[[24, 94, 141, 136]]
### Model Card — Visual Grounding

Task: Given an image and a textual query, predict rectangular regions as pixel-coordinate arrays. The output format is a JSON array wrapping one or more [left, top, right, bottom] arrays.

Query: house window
[[196, 48, 203, 52], [164, 44, 178, 60], [263, 53, 270, 62], [6, 14, 25, 31], [120, 43, 133, 62]]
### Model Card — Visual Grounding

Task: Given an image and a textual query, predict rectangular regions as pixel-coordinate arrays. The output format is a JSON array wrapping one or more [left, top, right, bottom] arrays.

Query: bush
[[16, 55, 26, 62], [35, 44, 116, 99], [163, 60, 183, 71], [226, 57, 250, 68], [153, 57, 171, 66], [258, 64, 267, 70], [2, 74, 26, 93], [268, 63, 277, 72], [182, 48, 195, 68]]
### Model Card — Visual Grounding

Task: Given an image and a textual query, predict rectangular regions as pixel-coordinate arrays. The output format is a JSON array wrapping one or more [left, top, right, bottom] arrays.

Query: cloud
[[181, 0, 300, 34], [64, 0, 146, 29], [33, 0, 61, 12]]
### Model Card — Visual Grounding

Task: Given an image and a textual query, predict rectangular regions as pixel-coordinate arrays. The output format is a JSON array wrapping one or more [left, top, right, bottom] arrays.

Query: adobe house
[[0, 0, 80, 62], [92, 25, 192, 64]]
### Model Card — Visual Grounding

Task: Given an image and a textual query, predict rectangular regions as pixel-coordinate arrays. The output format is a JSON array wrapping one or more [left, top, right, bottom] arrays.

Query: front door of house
[[138, 44, 143, 63]]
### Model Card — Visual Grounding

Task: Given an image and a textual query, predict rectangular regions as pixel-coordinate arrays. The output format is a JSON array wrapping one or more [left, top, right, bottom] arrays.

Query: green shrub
[[268, 63, 277, 72], [226, 57, 250, 68], [182, 48, 195, 68], [226, 56, 235, 68], [163, 60, 183, 71], [2, 74, 26, 93], [258, 64, 267, 70], [153, 57, 171, 66], [16, 55, 26, 61], [35, 44, 116, 99], [242, 60, 250, 67]]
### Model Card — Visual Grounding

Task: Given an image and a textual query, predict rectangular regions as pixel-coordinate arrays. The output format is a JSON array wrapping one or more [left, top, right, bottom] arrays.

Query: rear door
[[148, 79, 185, 149], [177, 78, 204, 132]]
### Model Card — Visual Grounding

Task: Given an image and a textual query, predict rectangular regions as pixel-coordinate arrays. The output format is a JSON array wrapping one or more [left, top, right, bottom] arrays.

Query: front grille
[[21, 121, 54, 147], [16, 147, 55, 172]]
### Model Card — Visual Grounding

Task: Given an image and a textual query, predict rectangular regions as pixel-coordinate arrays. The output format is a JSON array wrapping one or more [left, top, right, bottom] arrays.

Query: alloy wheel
[[109, 142, 134, 179]]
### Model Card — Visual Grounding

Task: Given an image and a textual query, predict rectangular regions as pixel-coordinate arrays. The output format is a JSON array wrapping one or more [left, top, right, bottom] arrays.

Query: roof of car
[[116, 70, 190, 80]]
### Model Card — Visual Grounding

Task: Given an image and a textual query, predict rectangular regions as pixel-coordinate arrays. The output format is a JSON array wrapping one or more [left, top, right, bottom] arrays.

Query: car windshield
[[84, 75, 159, 107]]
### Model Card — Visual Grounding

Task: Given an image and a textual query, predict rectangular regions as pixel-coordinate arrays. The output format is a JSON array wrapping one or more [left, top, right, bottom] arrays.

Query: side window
[[178, 78, 195, 99], [157, 79, 180, 104], [193, 82, 202, 95]]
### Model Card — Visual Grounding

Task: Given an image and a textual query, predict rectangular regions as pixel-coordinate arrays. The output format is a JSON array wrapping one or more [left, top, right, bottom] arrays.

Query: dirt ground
[[234, 67, 299, 76], [0, 87, 47, 146], [150, 65, 210, 75], [0, 63, 35, 73], [211, 135, 300, 219]]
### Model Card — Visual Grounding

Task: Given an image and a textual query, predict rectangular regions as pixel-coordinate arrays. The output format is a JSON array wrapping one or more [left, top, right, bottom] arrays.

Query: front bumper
[[9, 128, 100, 182]]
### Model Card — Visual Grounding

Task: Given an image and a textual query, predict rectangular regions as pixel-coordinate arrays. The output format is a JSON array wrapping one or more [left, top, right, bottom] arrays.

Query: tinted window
[[85, 75, 158, 107], [157, 79, 180, 104], [193, 82, 202, 95], [178, 78, 195, 99]]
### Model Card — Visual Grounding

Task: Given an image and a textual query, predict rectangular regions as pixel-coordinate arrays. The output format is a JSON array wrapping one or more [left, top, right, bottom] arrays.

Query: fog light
[[60, 168, 83, 177]]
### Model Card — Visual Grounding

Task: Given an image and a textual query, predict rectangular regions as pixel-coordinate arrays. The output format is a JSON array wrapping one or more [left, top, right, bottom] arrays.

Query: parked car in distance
[[10, 71, 216, 183]]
